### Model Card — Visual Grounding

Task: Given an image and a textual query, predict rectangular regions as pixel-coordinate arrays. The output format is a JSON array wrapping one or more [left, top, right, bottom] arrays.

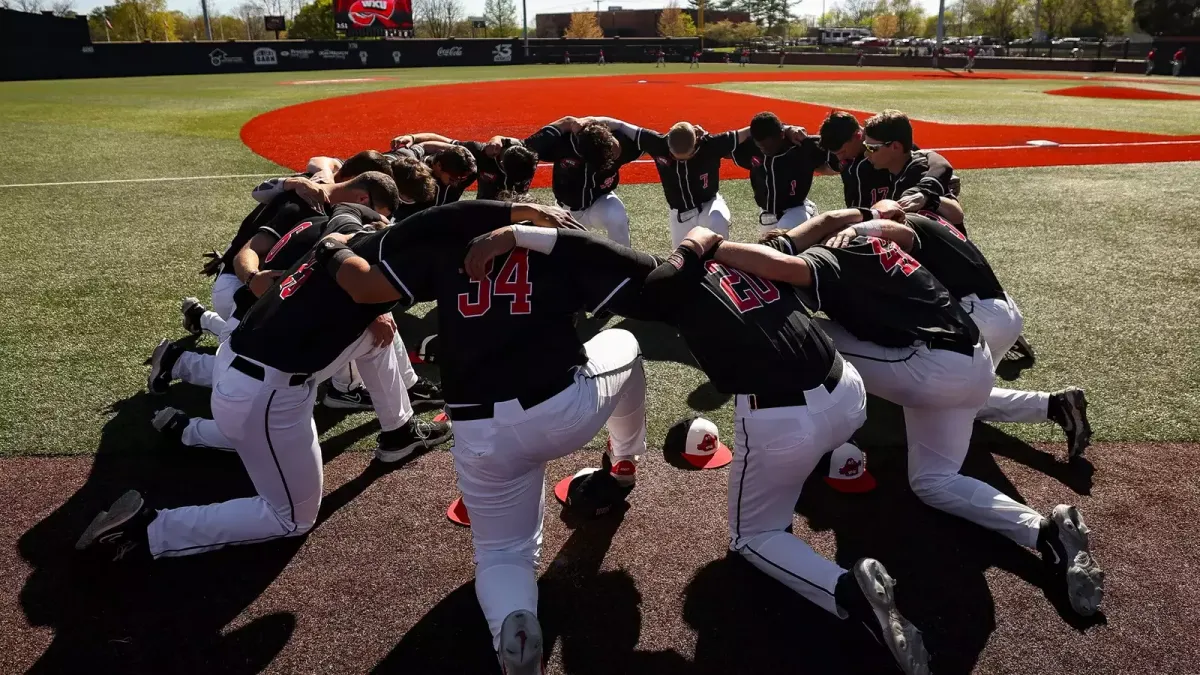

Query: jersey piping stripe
[[733, 416, 751, 545], [854, 159, 868, 206], [264, 389, 299, 534], [259, 226, 282, 239], [892, 155, 915, 196], [155, 532, 299, 556], [591, 277, 630, 315], [376, 230, 415, 303], [737, 543, 837, 597]]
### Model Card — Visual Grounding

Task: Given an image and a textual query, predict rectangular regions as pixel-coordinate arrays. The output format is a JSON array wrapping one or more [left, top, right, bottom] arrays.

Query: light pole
[[201, 0, 212, 40], [523, 0, 529, 56], [936, 0, 945, 48]]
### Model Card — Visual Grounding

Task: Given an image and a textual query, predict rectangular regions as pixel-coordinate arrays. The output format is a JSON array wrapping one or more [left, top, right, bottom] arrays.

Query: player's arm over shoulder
[[712, 239, 814, 288]]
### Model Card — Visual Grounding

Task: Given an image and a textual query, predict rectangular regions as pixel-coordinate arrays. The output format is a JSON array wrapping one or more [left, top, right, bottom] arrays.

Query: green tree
[[658, 1, 698, 35], [1134, 0, 1197, 35], [483, 0, 518, 36], [890, 0, 924, 35], [732, 18, 763, 39], [287, 0, 335, 38], [564, 11, 603, 37], [839, 0, 885, 25], [701, 18, 737, 42], [872, 12, 898, 35], [964, 0, 1028, 39]]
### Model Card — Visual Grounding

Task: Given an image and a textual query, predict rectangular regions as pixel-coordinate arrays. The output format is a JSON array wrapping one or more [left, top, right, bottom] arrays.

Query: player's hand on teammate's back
[[682, 226, 724, 255], [367, 313, 397, 347], [248, 270, 284, 297], [391, 134, 414, 150], [464, 227, 516, 280], [825, 228, 858, 249], [523, 203, 584, 231], [319, 232, 355, 246], [873, 199, 907, 222], [784, 125, 808, 144], [289, 177, 329, 212], [897, 193, 927, 213], [482, 136, 506, 157]]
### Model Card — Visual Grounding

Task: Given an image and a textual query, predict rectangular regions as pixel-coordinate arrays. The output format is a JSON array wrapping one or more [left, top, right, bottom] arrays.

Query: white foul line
[[4, 139, 1200, 189]]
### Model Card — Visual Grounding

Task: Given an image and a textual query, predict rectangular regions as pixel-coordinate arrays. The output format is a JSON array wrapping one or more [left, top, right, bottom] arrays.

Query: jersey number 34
[[458, 249, 533, 318]]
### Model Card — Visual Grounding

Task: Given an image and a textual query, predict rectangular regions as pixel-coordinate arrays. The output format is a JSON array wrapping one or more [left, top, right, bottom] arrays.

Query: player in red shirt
[[656, 48, 665, 67], [964, 45, 976, 73], [1173, 47, 1186, 77], [599, 48, 606, 66], [690, 49, 701, 69], [1146, 48, 1156, 76], [740, 47, 750, 67]]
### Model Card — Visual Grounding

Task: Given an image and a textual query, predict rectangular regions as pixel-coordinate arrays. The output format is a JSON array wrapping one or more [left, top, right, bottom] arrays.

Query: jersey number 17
[[458, 249, 533, 318]]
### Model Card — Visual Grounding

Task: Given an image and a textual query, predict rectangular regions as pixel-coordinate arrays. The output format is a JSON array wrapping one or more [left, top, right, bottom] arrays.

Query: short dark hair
[[758, 228, 791, 245], [818, 111, 861, 152], [345, 170, 400, 215], [389, 156, 437, 203], [667, 122, 697, 155], [336, 150, 393, 181], [434, 145, 477, 179], [577, 122, 618, 172], [862, 109, 913, 152], [499, 145, 538, 189], [749, 112, 784, 141]]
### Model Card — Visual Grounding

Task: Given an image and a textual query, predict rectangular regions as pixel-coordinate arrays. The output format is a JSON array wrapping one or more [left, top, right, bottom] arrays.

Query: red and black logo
[[697, 433, 717, 453], [346, 0, 406, 27], [838, 458, 861, 477]]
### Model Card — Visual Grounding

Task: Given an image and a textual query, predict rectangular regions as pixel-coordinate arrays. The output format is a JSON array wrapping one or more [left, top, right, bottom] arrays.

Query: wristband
[[315, 238, 352, 278], [241, 269, 260, 285], [852, 222, 884, 238], [855, 207, 879, 222], [512, 225, 559, 254]]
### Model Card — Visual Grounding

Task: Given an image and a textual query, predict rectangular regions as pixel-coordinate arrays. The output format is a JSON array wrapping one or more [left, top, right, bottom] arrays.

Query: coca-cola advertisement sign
[[334, 0, 412, 35], [437, 46, 463, 58]]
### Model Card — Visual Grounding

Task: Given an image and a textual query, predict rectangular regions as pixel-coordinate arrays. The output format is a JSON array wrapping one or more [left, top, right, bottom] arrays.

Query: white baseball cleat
[[497, 609, 543, 675], [1041, 504, 1105, 616], [852, 559, 931, 675]]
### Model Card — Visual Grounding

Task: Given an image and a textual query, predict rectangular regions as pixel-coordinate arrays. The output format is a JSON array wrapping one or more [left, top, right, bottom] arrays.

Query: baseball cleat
[[181, 296, 206, 336], [75, 489, 153, 561], [407, 377, 444, 407], [603, 439, 638, 489], [849, 559, 931, 675], [497, 609, 544, 675], [1048, 387, 1092, 459], [1039, 505, 1104, 616], [151, 407, 189, 444], [147, 339, 182, 395], [375, 418, 452, 463], [323, 385, 373, 410]]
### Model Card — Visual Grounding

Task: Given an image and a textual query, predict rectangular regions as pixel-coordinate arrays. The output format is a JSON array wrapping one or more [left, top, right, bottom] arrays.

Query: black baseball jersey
[[367, 203, 637, 404], [904, 213, 1004, 301], [455, 139, 533, 200], [387, 146, 474, 221], [769, 236, 978, 349], [523, 124, 643, 211], [641, 246, 838, 394], [217, 189, 317, 278], [732, 136, 836, 217], [637, 129, 736, 212], [841, 149, 953, 207]]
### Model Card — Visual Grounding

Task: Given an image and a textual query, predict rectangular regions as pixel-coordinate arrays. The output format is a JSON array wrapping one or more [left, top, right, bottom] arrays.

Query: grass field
[[4, 62, 1200, 675], [1, 64, 1198, 456]]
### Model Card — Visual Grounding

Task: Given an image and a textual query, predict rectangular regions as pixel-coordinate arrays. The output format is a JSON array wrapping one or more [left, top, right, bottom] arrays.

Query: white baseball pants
[[172, 331, 419, 452], [450, 329, 647, 648], [146, 330, 412, 558], [571, 192, 631, 247], [959, 293, 1052, 424], [729, 360, 868, 617], [669, 194, 731, 248], [203, 273, 243, 336], [759, 200, 819, 237], [817, 319, 1044, 549]]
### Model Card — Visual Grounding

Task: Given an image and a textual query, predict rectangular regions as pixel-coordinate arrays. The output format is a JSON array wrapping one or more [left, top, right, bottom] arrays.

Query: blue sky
[[70, 0, 947, 23]]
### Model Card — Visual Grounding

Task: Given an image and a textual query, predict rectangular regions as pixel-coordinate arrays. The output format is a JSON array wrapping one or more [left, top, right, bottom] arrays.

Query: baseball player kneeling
[[710, 205, 1105, 618], [732, 112, 839, 236]]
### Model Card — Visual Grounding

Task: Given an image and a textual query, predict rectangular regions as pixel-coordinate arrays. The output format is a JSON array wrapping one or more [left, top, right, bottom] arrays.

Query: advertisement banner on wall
[[333, 0, 413, 36]]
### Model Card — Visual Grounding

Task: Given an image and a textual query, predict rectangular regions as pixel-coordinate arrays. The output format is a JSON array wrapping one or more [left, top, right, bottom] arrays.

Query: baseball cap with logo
[[823, 442, 876, 493], [664, 417, 732, 469]]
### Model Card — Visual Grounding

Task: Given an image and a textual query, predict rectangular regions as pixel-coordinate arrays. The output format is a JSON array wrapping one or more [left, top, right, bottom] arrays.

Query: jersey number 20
[[706, 261, 780, 313], [458, 249, 533, 318]]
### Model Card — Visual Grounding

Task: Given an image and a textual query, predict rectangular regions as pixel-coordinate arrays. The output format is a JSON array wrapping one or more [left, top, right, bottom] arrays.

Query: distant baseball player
[[818, 110, 964, 227], [964, 45, 976, 72], [829, 211, 1092, 457], [462, 221, 928, 675], [386, 143, 478, 220], [778, 47, 786, 68], [1145, 47, 1156, 75], [310, 199, 647, 674], [599, 48, 606, 65], [1173, 47, 1186, 76], [564, 49, 570, 64], [591, 116, 743, 246], [856, 48, 865, 67], [740, 47, 750, 67], [76, 174, 464, 567], [690, 49, 700, 69], [732, 112, 839, 235], [391, 132, 538, 200], [487, 116, 643, 246], [710, 206, 1105, 618], [656, 48, 666, 67]]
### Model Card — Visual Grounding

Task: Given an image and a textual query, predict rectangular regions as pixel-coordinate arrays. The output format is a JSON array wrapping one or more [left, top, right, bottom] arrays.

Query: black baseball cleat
[[1048, 387, 1092, 459], [151, 407, 189, 444], [147, 338, 183, 395], [1004, 334, 1037, 364], [407, 377, 444, 407], [76, 490, 155, 562], [375, 418, 453, 463], [1038, 505, 1104, 616], [835, 559, 930, 675], [181, 296, 207, 336], [323, 385, 373, 411]]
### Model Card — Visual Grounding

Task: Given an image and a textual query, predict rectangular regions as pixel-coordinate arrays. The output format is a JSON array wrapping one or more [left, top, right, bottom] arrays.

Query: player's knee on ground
[[908, 470, 958, 505]]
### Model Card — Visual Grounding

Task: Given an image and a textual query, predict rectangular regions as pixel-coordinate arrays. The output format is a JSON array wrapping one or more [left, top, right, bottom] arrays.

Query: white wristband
[[853, 222, 884, 238], [512, 225, 559, 254]]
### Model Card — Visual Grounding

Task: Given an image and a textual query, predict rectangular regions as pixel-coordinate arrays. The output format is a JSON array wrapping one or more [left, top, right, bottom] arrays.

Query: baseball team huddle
[[75, 107, 1101, 675]]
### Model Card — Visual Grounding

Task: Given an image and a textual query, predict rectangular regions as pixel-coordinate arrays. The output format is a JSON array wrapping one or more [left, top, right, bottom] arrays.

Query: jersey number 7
[[458, 249, 533, 318]]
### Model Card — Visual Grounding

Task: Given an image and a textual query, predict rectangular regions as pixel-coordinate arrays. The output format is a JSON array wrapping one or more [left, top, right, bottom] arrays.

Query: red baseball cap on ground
[[446, 496, 470, 527], [670, 417, 732, 470], [823, 442, 876, 493]]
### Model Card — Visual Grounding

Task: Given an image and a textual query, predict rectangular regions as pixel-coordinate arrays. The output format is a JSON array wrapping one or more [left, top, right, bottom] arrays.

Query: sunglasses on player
[[863, 141, 888, 155]]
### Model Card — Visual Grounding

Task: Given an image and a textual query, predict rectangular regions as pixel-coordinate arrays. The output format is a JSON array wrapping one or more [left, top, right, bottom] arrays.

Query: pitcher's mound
[[1045, 85, 1200, 101]]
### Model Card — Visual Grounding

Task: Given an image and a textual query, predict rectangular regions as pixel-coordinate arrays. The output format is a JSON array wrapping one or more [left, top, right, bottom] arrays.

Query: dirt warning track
[[241, 71, 1200, 188]]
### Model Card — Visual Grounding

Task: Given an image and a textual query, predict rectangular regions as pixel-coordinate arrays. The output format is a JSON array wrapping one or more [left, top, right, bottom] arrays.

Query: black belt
[[447, 371, 577, 421], [972, 289, 1005, 301], [926, 336, 976, 357], [746, 357, 844, 410], [231, 355, 310, 387]]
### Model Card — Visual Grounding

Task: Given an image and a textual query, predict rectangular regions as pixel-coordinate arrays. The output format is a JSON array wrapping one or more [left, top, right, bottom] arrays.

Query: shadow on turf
[[375, 503, 689, 674], [15, 377, 410, 674]]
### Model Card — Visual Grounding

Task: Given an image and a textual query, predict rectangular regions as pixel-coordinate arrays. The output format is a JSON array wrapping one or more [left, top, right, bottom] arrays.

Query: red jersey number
[[700, 173, 709, 189], [918, 210, 968, 241], [706, 261, 780, 313], [457, 249, 533, 318], [870, 187, 889, 203], [265, 221, 314, 265], [869, 238, 920, 277], [279, 261, 314, 299]]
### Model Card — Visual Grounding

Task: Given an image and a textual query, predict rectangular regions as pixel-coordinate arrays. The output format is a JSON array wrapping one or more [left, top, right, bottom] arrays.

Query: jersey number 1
[[458, 249, 533, 318]]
